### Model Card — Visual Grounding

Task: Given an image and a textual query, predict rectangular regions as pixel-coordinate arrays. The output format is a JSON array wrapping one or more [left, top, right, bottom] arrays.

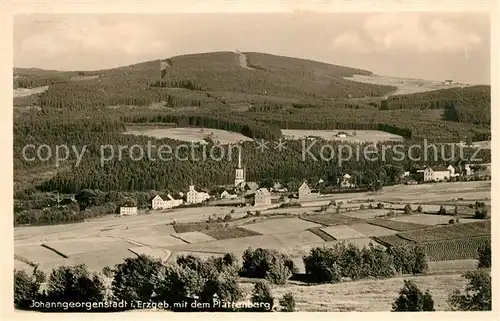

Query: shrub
[[448, 218, 456, 224], [223, 214, 232, 222], [279, 292, 296, 312], [46, 264, 105, 310], [155, 263, 203, 305], [303, 247, 342, 283], [438, 205, 447, 215], [391, 280, 435, 311], [14, 268, 46, 310], [386, 210, 396, 217], [368, 204, 374, 209], [200, 270, 242, 307], [360, 204, 365, 210], [474, 202, 488, 219], [230, 209, 235, 214], [336, 206, 341, 213], [376, 203, 385, 209], [448, 270, 491, 311], [404, 204, 412, 215], [251, 281, 274, 311], [102, 266, 113, 278], [477, 243, 491, 268], [240, 248, 294, 283], [416, 205, 422, 213], [265, 256, 292, 285], [112, 255, 165, 302], [388, 245, 428, 275]]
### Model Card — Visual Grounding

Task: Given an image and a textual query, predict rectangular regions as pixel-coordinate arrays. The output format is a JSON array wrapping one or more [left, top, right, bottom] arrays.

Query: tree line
[[14, 242, 491, 312]]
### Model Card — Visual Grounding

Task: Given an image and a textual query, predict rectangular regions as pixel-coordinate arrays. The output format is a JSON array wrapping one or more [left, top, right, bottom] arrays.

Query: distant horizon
[[14, 13, 491, 85]]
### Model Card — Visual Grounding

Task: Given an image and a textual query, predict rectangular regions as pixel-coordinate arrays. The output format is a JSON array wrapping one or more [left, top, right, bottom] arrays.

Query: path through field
[[236, 51, 255, 70]]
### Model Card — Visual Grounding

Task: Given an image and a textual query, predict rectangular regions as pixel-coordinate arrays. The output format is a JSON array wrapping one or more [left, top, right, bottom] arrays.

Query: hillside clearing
[[281, 129, 403, 142], [124, 127, 253, 144], [344, 74, 471, 96]]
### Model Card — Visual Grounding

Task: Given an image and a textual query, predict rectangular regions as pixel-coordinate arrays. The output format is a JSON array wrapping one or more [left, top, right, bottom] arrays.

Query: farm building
[[336, 131, 348, 138], [254, 188, 271, 206], [186, 185, 211, 204], [298, 182, 311, 199], [424, 166, 451, 182], [339, 173, 355, 188], [150, 194, 183, 210], [443, 79, 454, 84], [119, 206, 138, 216], [237, 181, 259, 193], [220, 190, 238, 199]]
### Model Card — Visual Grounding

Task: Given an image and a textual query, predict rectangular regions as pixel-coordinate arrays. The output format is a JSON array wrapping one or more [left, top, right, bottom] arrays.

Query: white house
[[151, 194, 183, 210], [339, 174, 355, 188], [186, 185, 210, 204], [298, 182, 312, 199], [336, 131, 347, 138], [464, 164, 473, 176], [254, 188, 271, 206], [424, 166, 451, 182], [120, 206, 138, 216], [221, 190, 238, 199], [447, 165, 460, 177]]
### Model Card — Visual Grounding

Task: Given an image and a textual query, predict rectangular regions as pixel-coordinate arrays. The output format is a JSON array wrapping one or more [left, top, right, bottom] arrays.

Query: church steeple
[[234, 148, 245, 186]]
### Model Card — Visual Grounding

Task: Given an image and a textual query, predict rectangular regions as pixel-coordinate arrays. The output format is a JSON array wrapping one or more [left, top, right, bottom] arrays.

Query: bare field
[[347, 223, 398, 237], [344, 74, 471, 96], [69, 248, 136, 272], [390, 214, 482, 226], [241, 217, 321, 234], [129, 235, 187, 247], [342, 209, 391, 220], [124, 127, 253, 144], [320, 225, 366, 240], [13, 86, 49, 98], [281, 129, 403, 142], [42, 237, 133, 257]]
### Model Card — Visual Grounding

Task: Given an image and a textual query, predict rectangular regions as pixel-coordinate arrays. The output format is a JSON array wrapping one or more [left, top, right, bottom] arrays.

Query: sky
[[14, 13, 491, 85]]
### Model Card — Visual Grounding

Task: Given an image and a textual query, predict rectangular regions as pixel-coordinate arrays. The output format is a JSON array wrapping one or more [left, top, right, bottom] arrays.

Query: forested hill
[[14, 51, 491, 201]]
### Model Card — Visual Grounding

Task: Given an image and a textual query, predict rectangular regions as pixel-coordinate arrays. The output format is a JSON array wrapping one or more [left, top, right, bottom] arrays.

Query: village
[[116, 150, 489, 216]]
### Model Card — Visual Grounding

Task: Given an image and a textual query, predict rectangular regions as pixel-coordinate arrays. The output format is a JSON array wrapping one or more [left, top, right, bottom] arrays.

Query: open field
[[368, 219, 432, 232], [171, 232, 217, 243], [343, 74, 471, 96], [300, 214, 363, 226], [42, 237, 133, 257], [69, 248, 136, 272], [13, 181, 490, 280], [342, 209, 391, 220], [347, 223, 398, 237], [249, 273, 468, 311], [427, 259, 478, 273], [320, 225, 366, 240], [389, 214, 482, 226], [13, 86, 49, 98], [241, 217, 321, 234], [124, 127, 253, 144], [281, 129, 403, 142]]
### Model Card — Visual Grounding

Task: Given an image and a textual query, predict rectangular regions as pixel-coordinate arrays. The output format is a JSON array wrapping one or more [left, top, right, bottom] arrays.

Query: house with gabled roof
[[424, 166, 451, 182], [254, 188, 271, 206]]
